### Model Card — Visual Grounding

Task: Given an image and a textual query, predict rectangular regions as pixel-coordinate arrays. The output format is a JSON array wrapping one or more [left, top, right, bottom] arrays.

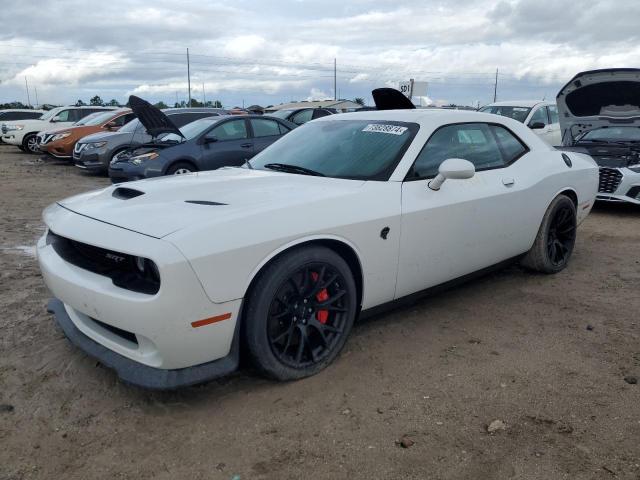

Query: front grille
[[598, 168, 623, 194], [39, 133, 56, 145], [74, 142, 87, 154], [47, 231, 160, 294]]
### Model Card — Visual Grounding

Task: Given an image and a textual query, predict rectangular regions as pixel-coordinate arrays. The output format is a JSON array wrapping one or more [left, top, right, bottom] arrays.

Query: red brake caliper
[[311, 272, 329, 324]]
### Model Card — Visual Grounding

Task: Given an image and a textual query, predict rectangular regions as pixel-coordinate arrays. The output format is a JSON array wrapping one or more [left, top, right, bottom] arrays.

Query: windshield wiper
[[263, 163, 325, 177]]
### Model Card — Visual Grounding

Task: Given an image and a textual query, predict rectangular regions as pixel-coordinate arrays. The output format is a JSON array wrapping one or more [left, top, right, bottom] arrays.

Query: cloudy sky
[[0, 0, 638, 108]]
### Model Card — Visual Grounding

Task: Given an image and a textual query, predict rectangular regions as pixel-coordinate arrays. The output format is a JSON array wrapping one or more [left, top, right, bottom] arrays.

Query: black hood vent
[[185, 200, 227, 206], [112, 187, 144, 200]]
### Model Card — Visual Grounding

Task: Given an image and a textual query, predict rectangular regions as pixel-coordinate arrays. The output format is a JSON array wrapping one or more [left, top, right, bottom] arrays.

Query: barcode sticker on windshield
[[362, 124, 408, 135]]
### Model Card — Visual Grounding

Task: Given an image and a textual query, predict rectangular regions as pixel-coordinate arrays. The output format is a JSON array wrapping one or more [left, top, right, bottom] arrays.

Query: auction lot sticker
[[362, 124, 408, 135]]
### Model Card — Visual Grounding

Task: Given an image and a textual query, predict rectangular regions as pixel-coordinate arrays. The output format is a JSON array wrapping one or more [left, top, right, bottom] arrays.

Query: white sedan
[[38, 100, 598, 388]]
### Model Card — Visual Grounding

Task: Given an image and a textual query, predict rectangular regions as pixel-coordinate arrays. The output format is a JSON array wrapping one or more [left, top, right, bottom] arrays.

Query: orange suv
[[39, 109, 135, 159]]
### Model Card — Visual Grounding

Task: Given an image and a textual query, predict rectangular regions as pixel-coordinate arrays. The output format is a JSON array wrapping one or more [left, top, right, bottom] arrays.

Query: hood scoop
[[112, 187, 145, 200], [185, 200, 227, 206]]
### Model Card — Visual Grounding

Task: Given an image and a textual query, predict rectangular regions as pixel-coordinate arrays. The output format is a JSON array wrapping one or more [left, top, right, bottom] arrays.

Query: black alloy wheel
[[546, 204, 576, 266], [520, 194, 577, 273], [267, 263, 349, 368], [243, 245, 357, 380]]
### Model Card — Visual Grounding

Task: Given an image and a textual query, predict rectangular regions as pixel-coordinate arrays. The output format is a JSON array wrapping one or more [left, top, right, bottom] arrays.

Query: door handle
[[240, 143, 253, 148], [502, 177, 515, 187]]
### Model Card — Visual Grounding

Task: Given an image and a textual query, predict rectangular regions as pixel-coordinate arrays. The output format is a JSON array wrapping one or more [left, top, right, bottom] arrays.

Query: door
[[527, 106, 554, 145], [546, 105, 561, 146], [249, 118, 288, 154], [396, 122, 535, 298], [200, 118, 252, 170]]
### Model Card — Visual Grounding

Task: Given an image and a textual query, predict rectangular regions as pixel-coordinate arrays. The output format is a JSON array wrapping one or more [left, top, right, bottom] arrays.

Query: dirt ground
[[1, 143, 639, 480]]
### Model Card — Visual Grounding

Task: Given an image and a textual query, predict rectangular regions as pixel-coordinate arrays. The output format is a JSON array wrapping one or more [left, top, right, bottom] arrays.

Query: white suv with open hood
[[557, 68, 640, 205]]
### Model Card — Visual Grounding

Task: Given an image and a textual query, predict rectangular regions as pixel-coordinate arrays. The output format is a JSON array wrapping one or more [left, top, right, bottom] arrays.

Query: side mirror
[[51, 115, 62, 123], [529, 122, 545, 129], [428, 158, 475, 191], [203, 136, 218, 144], [105, 121, 118, 131]]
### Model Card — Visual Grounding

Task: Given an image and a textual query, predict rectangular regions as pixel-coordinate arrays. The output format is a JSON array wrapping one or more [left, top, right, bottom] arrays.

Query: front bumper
[[1, 134, 21, 145], [37, 204, 243, 386], [109, 161, 163, 183], [597, 167, 640, 205], [47, 298, 240, 389], [74, 147, 110, 172]]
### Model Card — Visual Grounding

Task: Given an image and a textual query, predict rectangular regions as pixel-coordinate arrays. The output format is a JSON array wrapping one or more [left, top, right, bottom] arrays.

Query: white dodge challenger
[[38, 90, 598, 389]]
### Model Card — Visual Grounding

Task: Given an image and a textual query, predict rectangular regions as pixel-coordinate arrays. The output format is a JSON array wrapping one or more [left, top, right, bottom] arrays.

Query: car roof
[[483, 100, 552, 108], [0, 109, 45, 113], [313, 108, 538, 130], [161, 108, 227, 114]]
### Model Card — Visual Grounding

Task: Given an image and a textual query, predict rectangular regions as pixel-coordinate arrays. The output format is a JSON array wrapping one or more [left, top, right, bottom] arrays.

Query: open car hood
[[372, 88, 416, 110], [128, 95, 184, 139], [556, 69, 640, 145]]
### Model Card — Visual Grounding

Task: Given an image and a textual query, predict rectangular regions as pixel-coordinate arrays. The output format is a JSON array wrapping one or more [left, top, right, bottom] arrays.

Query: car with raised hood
[[37, 109, 136, 159], [38, 88, 598, 389], [1, 106, 115, 154], [109, 96, 297, 182], [480, 101, 561, 146], [267, 107, 336, 125], [556, 68, 640, 205], [74, 107, 226, 173]]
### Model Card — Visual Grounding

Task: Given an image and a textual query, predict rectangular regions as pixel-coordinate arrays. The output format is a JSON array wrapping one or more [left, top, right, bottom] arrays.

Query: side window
[[111, 114, 129, 127], [528, 107, 549, 126], [410, 123, 507, 179], [250, 119, 281, 137], [547, 105, 559, 124], [491, 125, 528, 164], [312, 109, 332, 120], [0, 113, 7, 120], [208, 120, 248, 141], [54, 109, 72, 122], [278, 123, 291, 135], [291, 109, 313, 125], [74, 109, 96, 122]]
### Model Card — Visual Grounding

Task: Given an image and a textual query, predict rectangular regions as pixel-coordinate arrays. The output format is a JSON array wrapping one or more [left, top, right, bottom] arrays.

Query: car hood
[[128, 95, 184, 139], [57, 168, 366, 238], [78, 130, 130, 144], [557, 68, 640, 145], [45, 125, 104, 137]]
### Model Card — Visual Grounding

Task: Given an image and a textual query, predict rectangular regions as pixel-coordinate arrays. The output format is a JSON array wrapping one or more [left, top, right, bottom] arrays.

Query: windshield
[[267, 109, 294, 119], [79, 110, 119, 126], [161, 117, 221, 142], [480, 106, 531, 123], [249, 120, 418, 180], [578, 126, 640, 142], [119, 118, 141, 133]]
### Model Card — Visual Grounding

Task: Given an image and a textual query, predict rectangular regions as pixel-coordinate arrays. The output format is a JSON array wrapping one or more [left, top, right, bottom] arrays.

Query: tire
[[22, 133, 39, 154], [166, 161, 196, 176], [243, 245, 358, 380], [521, 194, 577, 274]]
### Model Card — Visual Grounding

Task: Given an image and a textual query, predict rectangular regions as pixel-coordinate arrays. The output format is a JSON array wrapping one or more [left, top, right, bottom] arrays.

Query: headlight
[[87, 141, 107, 149], [5, 124, 24, 131], [131, 152, 159, 165], [52, 132, 71, 141]]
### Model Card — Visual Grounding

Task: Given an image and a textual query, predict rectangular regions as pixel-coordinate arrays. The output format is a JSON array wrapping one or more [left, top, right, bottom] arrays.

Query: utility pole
[[34, 86, 39, 108], [187, 48, 192, 107], [24, 77, 31, 107], [493, 68, 498, 103], [334, 58, 337, 101], [202, 82, 206, 105]]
